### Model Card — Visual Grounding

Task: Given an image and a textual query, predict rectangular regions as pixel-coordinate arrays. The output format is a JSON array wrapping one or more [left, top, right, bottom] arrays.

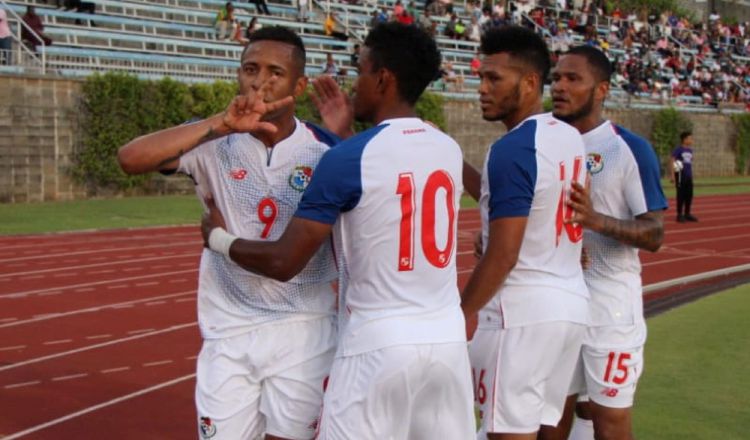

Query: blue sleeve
[[303, 121, 342, 147], [619, 126, 669, 212], [671, 147, 680, 159], [487, 121, 538, 220], [295, 125, 388, 224]]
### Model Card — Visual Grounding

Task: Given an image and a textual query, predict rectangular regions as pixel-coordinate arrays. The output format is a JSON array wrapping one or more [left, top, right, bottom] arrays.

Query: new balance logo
[[601, 388, 619, 397]]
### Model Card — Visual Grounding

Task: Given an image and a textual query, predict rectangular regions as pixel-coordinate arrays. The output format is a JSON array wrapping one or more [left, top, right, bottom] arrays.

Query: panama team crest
[[587, 153, 604, 174], [199, 416, 216, 438], [289, 166, 313, 192]]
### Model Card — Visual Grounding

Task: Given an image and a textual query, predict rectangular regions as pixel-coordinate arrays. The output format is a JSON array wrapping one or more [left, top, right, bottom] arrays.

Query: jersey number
[[555, 156, 584, 246], [396, 170, 456, 271], [604, 351, 631, 385], [257, 197, 278, 239]]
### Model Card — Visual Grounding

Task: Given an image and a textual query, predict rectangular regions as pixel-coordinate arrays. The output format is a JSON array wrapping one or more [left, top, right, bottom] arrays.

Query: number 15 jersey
[[295, 118, 466, 357]]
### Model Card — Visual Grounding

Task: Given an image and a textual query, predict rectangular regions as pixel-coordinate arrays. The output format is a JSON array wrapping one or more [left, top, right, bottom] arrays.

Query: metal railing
[[1, 0, 45, 73]]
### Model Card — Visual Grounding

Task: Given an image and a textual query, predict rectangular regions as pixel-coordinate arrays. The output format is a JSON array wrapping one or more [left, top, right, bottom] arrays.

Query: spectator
[[350, 43, 359, 69], [297, 0, 309, 22], [470, 51, 480, 76], [445, 13, 457, 38], [0, 8, 11, 65], [64, 0, 96, 26], [214, 2, 234, 40], [418, 8, 433, 32], [322, 52, 337, 75], [324, 13, 348, 41], [21, 6, 52, 52], [467, 16, 481, 42], [250, 0, 270, 15], [397, 10, 414, 26], [393, 0, 404, 19], [440, 61, 464, 91]]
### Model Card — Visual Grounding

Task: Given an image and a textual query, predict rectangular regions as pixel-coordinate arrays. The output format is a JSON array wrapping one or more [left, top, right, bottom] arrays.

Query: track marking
[[4, 381, 41, 389], [0, 345, 26, 351], [100, 366, 130, 374], [0, 322, 196, 372], [0, 241, 200, 264], [2, 254, 195, 278], [43, 339, 73, 346], [145, 301, 166, 306], [0, 229, 196, 251], [85, 334, 112, 340], [0, 269, 196, 299], [184, 355, 198, 361], [0, 317, 18, 323], [1, 373, 195, 440], [143, 360, 173, 367], [51, 373, 89, 382], [127, 328, 155, 335]]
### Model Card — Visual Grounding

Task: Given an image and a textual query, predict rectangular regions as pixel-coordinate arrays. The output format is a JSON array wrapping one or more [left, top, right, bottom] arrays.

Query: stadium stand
[[0, 0, 747, 110]]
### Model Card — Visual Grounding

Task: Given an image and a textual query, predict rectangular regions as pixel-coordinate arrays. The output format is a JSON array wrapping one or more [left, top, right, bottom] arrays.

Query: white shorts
[[568, 326, 645, 408], [316, 342, 475, 440], [196, 317, 336, 440], [470, 321, 585, 435]]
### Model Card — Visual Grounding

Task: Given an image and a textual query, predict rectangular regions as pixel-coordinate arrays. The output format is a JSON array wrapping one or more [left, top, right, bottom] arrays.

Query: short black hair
[[243, 26, 306, 75], [480, 25, 550, 90], [364, 22, 441, 105], [680, 131, 692, 141], [565, 45, 613, 82]]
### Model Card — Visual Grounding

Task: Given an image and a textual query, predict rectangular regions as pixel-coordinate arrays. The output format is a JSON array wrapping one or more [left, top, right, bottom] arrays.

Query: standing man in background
[[672, 131, 698, 222]]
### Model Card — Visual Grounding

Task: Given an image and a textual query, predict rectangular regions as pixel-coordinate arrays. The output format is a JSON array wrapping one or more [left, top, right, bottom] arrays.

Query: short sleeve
[[486, 121, 538, 220], [619, 126, 669, 213]]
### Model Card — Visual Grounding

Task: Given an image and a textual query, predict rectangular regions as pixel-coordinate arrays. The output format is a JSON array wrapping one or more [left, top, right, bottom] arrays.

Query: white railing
[[1, 0, 45, 73]]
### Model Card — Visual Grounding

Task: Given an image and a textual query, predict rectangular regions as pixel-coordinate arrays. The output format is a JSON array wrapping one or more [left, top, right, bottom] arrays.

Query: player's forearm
[[460, 254, 515, 316], [228, 239, 303, 282], [118, 114, 231, 174], [463, 160, 481, 201], [589, 212, 664, 252]]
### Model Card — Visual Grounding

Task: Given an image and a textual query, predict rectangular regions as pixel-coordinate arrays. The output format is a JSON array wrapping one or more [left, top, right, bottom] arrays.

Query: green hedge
[[651, 107, 693, 172], [74, 72, 446, 191], [733, 113, 750, 175]]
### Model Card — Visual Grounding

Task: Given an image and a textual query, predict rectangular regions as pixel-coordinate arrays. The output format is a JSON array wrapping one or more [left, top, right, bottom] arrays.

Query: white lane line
[[51, 373, 89, 382], [145, 301, 166, 306], [37, 291, 63, 297], [89, 269, 117, 275], [135, 281, 159, 287], [127, 328, 155, 335], [168, 278, 189, 284], [85, 334, 112, 340], [0, 269, 196, 299], [43, 339, 73, 346], [0, 229, 196, 252], [0, 241, 200, 264], [0, 345, 26, 352], [0, 317, 18, 323], [100, 366, 130, 374], [184, 355, 198, 361], [174, 297, 195, 303], [52, 273, 76, 278], [143, 360, 173, 367], [106, 285, 128, 289], [0, 322, 196, 372], [74, 288, 95, 293], [18, 275, 45, 281], [112, 304, 134, 309], [4, 380, 41, 389], [1, 373, 196, 440]]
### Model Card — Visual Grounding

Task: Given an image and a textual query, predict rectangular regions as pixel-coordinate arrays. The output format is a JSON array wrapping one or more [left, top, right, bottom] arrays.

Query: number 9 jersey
[[177, 119, 340, 339], [295, 118, 466, 357]]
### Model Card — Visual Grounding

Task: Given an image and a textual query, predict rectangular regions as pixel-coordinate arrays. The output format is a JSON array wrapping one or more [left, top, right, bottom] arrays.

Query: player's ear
[[377, 67, 392, 95], [596, 80, 609, 101], [294, 75, 308, 99]]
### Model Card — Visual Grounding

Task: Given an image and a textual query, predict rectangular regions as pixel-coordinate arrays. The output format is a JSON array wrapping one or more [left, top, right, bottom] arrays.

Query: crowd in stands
[[2, 0, 750, 108]]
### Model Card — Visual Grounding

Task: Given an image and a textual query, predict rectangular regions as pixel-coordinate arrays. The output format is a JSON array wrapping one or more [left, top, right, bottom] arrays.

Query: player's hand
[[201, 196, 227, 248], [473, 231, 483, 259], [565, 177, 599, 229], [221, 80, 294, 135], [464, 311, 479, 342], [311, 75, 354, 139], [581, 246, 591, 270]]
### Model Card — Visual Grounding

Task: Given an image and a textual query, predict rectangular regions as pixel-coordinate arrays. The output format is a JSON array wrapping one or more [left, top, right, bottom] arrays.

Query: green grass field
[[634, 284, 750, 439]]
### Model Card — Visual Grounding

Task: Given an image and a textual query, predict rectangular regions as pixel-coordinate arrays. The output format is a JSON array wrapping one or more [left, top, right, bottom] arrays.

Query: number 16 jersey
[[295, 118, 466, 357]]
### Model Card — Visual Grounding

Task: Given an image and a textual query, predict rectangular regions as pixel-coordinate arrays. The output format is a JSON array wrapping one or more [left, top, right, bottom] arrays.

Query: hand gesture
[[222, 81, 294, 135], [201, 195, 228, 248], [311, 75, 354, 139]]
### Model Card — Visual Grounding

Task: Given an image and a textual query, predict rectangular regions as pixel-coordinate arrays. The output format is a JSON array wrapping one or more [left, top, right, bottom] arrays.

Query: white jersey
[[479, 113, 589, 328], [295, 118, 465, 357], [581, 120, 668, 329], [177, 118, 340, 339]]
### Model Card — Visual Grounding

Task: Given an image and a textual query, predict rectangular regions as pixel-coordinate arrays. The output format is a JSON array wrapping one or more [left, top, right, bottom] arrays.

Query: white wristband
[[208, 227, 237, 258]]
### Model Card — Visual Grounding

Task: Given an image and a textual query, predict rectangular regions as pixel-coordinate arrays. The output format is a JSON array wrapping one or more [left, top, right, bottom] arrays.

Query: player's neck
[[256, 116, 296, 148], [572, 114, 606, 135], [503, 99, 543, 131], [371, 102, 418, 126]]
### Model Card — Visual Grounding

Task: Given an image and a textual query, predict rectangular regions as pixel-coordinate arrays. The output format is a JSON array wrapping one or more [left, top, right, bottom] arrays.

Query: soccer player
[[460, 25, 590, 440], [201, 22, 475, 439], [544, 45, 667, 440], [117, 27, 341, 440]]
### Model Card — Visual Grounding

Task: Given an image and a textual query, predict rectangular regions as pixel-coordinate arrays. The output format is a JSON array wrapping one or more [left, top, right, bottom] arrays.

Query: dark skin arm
[[566, 180, 664, 252], [201, 197, 332, 282], [463, 160, 481, 201], [461, 216, 527, 340]]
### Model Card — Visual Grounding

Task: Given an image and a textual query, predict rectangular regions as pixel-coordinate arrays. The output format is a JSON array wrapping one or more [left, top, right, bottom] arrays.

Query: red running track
[[1, 193, 749, 439]]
